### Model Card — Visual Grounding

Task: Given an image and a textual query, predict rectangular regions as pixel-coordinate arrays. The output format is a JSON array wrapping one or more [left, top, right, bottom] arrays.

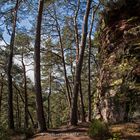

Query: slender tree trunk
[[0, 74, 4, 119], [34, 0, 46, 132], [7, 0, 19, 129], [16, 92, 20, 128], [88, 40, 91, 121], [47, 69, 51, 128], [21, 53, 28, 129], [0, 83, 3, 119], [88, 3, 100, 122], [14, 85, 34, 127], [70, 45, 74, 85], [47, 93, 51, 128], [55, 14, 72, 108], [79, 81, 86, 122], [70, 0, 91, 125], [73, 0, 86, 123], [59, 33, 72, 108], [74, 0, 80, 64], [74, 18, 80, 64]]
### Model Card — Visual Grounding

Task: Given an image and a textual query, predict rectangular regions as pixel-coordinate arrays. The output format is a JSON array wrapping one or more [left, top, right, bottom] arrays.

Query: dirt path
[[30, 123, 91, 140], [30, 121, 140, 140], [110, 121, 140, 140], [14, 122, 140, 140], [30, 133, 91, 140]]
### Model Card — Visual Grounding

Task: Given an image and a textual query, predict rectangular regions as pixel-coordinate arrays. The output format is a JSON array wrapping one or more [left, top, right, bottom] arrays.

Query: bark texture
[[73, 0, 86, 123], [70, 0, 91, 125], [21, 54, 28, 129], [34, 0, 46, 131], [88, 2, 100, 122], [7, 0, 19, 129], [53, 8, 72, 108], [0, 74, 4, 119]]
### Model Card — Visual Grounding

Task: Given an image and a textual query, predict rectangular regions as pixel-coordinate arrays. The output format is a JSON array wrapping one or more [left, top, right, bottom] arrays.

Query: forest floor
[[30, 122, 91, 140], [11, 121, 140, 140]]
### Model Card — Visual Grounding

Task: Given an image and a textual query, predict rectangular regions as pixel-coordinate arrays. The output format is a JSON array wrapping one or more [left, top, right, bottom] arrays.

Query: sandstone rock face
[[97, 1, 140, 123]]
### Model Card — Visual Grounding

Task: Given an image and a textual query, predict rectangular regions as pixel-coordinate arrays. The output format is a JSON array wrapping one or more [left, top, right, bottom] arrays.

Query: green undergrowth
[[0, 125, 34, 140], [108, 132, 121, 140], [88, 119, 110, 139], [88, 120, 123, 140], [0, 126, 10, 140]]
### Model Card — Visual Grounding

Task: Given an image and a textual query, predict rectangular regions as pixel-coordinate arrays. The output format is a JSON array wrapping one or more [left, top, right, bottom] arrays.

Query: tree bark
[[70, 0, 91, 126], [73, 0, 86, 123], [47, 69, 51, 128], [87, 10, 93, 122], [79, 81, 86, 122], [21, 53, 28, 129], [34, 0, 46, 132], [54, 9, 72, 108], [16, 91, 20, 128], [58, 29, 72, 108], [0, 74, 4, 120], [74, 0, 80, 64], [14, 85, 34, 127], [88, 40, 91, 121], [7, 0, 19, 129], [0, 83, 3, 120], [88, 2, 100, 122]]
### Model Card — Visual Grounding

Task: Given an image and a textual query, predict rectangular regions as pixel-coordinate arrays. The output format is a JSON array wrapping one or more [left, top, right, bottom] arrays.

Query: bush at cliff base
[[88, 119, 109, 139]]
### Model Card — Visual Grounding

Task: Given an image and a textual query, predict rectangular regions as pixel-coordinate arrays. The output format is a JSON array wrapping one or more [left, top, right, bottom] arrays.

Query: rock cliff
[[97, 0, 140, 123]]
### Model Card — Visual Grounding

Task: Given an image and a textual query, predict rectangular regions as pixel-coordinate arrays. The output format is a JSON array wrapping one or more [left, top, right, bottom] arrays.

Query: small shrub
[[16, 127, 34, 139], [88, 119, 109, 139], [0, 126, 10, 140], [108, 132, 121, 140], [24, 127, 34, 138]]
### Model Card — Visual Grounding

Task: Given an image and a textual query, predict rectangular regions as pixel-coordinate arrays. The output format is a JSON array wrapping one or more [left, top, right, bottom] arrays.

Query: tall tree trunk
[[88, 3, 100, 122], [54, 9, 72, 108], [0, 74, 4, 120], [34, 0, 46, 132], [21, 53, 28, 129], [70, 45, 74, 85], [16, 92, 20, 128], [87, 12, 93, 122], [88, 42, 91, 121], [58, 29, 72, 108], [74, 0, 80, 64], [73, 0, 86, 123], [79, 81, 86, 122], [7, 0, 19, 129], [0, 83, 3, 120], [70, 0, 91, 126], [47, 69, 51, 128]]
